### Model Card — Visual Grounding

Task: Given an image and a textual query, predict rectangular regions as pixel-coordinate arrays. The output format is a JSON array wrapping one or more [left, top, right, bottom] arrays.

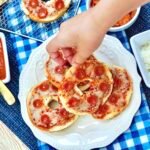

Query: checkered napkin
[[0, 0, 81, 41], [9, 0, 150, 150], [11, 31, 150, 150]]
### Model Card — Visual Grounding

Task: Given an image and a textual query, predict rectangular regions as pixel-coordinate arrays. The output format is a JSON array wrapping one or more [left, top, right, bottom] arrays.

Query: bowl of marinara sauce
[[87, 0, 141, 32], [0, 32, 10, 83]]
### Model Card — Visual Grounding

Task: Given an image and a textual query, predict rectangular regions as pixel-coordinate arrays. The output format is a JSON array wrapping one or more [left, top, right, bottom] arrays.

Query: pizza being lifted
[[45, 55, 95, 88], [45, 51, 71, 88], [22, 0, 71, 23]]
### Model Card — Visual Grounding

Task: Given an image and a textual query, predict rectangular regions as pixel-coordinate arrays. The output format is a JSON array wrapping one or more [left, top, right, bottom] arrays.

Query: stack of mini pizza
[[27, 54, 133, 132]]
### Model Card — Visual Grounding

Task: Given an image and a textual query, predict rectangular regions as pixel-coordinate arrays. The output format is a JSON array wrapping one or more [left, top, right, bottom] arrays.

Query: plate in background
[[130, 30, 150, 88]]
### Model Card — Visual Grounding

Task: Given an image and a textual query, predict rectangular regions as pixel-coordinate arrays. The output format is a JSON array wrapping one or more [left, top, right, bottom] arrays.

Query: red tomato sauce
[[0, 38, 6, 80], [90, 0, 136, 27]]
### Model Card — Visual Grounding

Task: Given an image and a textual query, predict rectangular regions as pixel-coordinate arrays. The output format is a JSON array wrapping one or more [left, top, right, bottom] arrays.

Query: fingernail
[[54, 57, 66, 66]]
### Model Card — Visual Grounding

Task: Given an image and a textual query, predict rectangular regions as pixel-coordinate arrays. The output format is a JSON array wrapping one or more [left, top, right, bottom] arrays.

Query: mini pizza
[[22, 0, 71, 23], [45, 54, 95, 88], [93, 66, 133, 120], [27, 80, 78, 131], [45, 53, 71, 88], [59, 59, 113, 115]]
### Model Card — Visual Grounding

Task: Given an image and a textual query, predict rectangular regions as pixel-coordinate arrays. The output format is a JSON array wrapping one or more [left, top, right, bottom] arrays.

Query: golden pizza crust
[[44, 115, 78, 132], [21, 0, 71, 23]]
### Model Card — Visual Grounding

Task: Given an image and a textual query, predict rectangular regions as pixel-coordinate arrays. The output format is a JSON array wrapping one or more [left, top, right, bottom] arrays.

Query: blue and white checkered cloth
[[0, 0, 81, 41], [8, 0, 150, 149], [11, 30, 150, 150]]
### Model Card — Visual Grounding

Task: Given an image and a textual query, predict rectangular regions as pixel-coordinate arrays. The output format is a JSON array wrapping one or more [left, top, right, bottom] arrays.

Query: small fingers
[[67, 55, 73, 64], [46, 34, 75, 54], [46, 36, 61, 54], [62, 48, 73, 57], [71, 49, 91, 66], [61, 47, 76, 57], [53, 57, 66, 66], [50, 52, 60, 59], [46, 33, 77, 66]]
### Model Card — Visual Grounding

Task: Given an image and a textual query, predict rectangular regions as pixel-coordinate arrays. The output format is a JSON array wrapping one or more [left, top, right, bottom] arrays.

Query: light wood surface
[[0, 121, 29, 150]]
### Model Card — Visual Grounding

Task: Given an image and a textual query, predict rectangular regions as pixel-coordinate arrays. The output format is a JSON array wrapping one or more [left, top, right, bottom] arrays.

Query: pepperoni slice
[[38, 7, 48, 19], [113, 76, 122, 88], [33, 99, 43, 108], [29, 0, 39, 8], [62, 81, 74, 92], [41, 114, 50, 126], [94, 65, 104, 76], [68, 97, 80, 107], [109, 93, 119, 105], [87, 95, 98, 106], [96, 104, 109, 115], [59, 109, 69, 118], [38, 82, 49, 91], [75, 68, 86, 80], [55, 66, 66, 74], [55, 0, 65, 11], [99, 82, 110, 92]]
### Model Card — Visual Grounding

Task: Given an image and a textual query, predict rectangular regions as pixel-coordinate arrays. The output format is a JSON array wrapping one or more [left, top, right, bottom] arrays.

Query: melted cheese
[[49, 59, 64, 82]]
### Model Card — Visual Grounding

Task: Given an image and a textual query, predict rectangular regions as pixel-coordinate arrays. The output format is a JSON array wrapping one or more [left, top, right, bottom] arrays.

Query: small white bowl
[[0, 32, 10, 83], [109, 7, 141, 32], [130, 30, 150, 88], [86, 0, 141, 32]]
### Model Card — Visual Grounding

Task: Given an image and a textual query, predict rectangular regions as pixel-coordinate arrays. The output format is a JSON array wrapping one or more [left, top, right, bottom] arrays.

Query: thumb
[[71, 49, 91, 65], [46, 34, 75, 57], [46, 36, 61, 54]]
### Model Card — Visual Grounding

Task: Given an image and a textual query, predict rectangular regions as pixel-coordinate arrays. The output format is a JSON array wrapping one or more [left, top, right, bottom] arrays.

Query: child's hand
[[46, 9, 106, 65], [46, 0, 148, 66]]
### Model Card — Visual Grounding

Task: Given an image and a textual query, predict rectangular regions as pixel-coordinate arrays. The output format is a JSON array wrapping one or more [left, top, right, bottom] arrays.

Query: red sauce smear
[[0, 38, 6, 80]]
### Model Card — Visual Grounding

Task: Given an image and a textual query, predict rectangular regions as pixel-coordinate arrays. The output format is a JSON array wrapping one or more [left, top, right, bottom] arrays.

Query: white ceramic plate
[[18, 34, 141, 150], [86, 0, 141, 32]]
